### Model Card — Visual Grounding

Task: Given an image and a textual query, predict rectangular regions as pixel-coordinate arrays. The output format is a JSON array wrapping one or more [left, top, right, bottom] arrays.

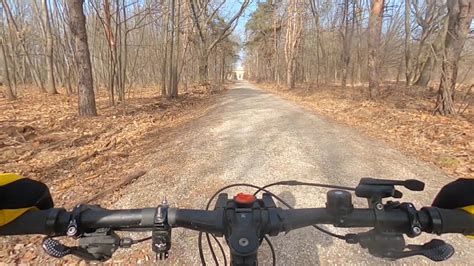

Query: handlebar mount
[[152, 199, 172, 260]]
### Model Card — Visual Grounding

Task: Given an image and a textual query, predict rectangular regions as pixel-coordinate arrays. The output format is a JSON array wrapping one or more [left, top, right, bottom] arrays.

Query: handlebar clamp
[[152, 200, 172, 260], [66, 204, 87, 238], [399, 203, 422, 237]]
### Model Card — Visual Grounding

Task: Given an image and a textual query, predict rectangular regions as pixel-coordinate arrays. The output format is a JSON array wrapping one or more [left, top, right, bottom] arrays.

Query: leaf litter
[[0, 83, 223, 263], [259, 82, 473, 179]]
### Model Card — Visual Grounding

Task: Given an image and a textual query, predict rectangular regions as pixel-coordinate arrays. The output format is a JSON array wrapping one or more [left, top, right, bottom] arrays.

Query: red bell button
[[234, 193, 256, 205]]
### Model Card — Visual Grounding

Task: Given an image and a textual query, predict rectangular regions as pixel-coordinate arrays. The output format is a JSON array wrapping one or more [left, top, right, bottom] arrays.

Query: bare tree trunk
[[190, 0, 249, 83], [256, 50, 260, 81], [341, 0, 353, 89], [368, 0, 385, 99], [350, 0, 358, 87], [410, 0, 441, 84], [285, 0, 303, 89], [67, 0, 97, 116], [0, 4, 15, 100], [0, 38, 15, 100], [3, 11, 18, 92], [434, 0, 473, 115], [161, 4, 169, 96], [103, 0, 116, 106], [121, 0, 128, 101], [198, 50, 209, 83], [2, 0, 45, 92], [171, 0, 181, 98], [42, 0, 58, 94], [272, 0, 280, 84], [355, 0, 363, 85], [414, 17, 448, 87], [115, 0, 124, 102], [309, 0, 320, 86], [167, 0, 176, 98], [404, 0, 412, 85]]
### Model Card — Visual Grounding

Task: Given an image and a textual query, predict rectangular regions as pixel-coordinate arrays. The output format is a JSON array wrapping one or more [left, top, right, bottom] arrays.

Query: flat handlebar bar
[[1, 206, 473, 236], [3, 178, 473, 264]]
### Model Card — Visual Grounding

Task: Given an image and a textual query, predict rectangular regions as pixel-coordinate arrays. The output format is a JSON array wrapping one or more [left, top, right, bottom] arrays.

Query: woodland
[[243, 0, 473, 179], [244, 0, 473, 115], [0, 0, 473, 263]]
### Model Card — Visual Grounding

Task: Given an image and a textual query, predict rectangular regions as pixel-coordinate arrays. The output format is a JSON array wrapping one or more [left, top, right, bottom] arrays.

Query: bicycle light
[[326, 190, 353, 215]]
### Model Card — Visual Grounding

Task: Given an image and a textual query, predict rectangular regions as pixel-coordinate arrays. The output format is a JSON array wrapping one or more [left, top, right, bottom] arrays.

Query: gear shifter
[[42, 228, 132, 261], [402, 239, 455, 261], [345, 231, 454, 262], [42, 238, 72, 258]]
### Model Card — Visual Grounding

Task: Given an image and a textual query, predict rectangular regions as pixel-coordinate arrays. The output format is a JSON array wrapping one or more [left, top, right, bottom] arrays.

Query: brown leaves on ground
[[0, 83, 222, 263], [260, 83, 473, 179], [1, 85, 220, 205]]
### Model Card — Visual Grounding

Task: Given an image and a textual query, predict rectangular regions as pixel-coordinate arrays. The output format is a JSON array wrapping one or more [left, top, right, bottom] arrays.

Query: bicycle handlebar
[[1, 206, 473, 236], [1, 180, 474, 264]]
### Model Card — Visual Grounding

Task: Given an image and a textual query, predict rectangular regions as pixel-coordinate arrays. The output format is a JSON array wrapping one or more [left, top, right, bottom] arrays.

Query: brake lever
[[42, 237, 100, 261]]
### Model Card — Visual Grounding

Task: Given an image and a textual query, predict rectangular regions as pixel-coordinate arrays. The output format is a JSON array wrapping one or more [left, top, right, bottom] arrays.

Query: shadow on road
[[255, 190, 333, 265]]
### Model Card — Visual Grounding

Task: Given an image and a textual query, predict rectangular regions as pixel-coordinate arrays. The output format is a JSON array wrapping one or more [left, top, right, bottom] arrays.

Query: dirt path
[[113, 81, 472, 265]]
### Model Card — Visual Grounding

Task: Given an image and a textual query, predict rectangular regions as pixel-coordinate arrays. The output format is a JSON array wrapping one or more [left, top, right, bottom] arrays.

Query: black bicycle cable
[[211, 233, 227, 266], [206, 231, 220, 265], [253, 180, 356, 194], [132, 236, 152, 244], [263, 235, 276, 266]]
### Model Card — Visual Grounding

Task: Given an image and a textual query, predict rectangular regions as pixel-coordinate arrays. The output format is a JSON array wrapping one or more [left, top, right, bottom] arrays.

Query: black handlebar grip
[[430, 208, 474, 235], [0, 209, 69, 236], [0, 208, 157, 236]]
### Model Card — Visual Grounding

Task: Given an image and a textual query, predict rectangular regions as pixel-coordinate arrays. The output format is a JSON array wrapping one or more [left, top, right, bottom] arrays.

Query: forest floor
[[0, 83, 225, 263], [258, 82, 473, 179]]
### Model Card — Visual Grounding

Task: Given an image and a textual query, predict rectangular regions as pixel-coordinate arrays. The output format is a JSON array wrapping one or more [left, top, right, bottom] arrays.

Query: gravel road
[[113, 81, 473, 265]]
